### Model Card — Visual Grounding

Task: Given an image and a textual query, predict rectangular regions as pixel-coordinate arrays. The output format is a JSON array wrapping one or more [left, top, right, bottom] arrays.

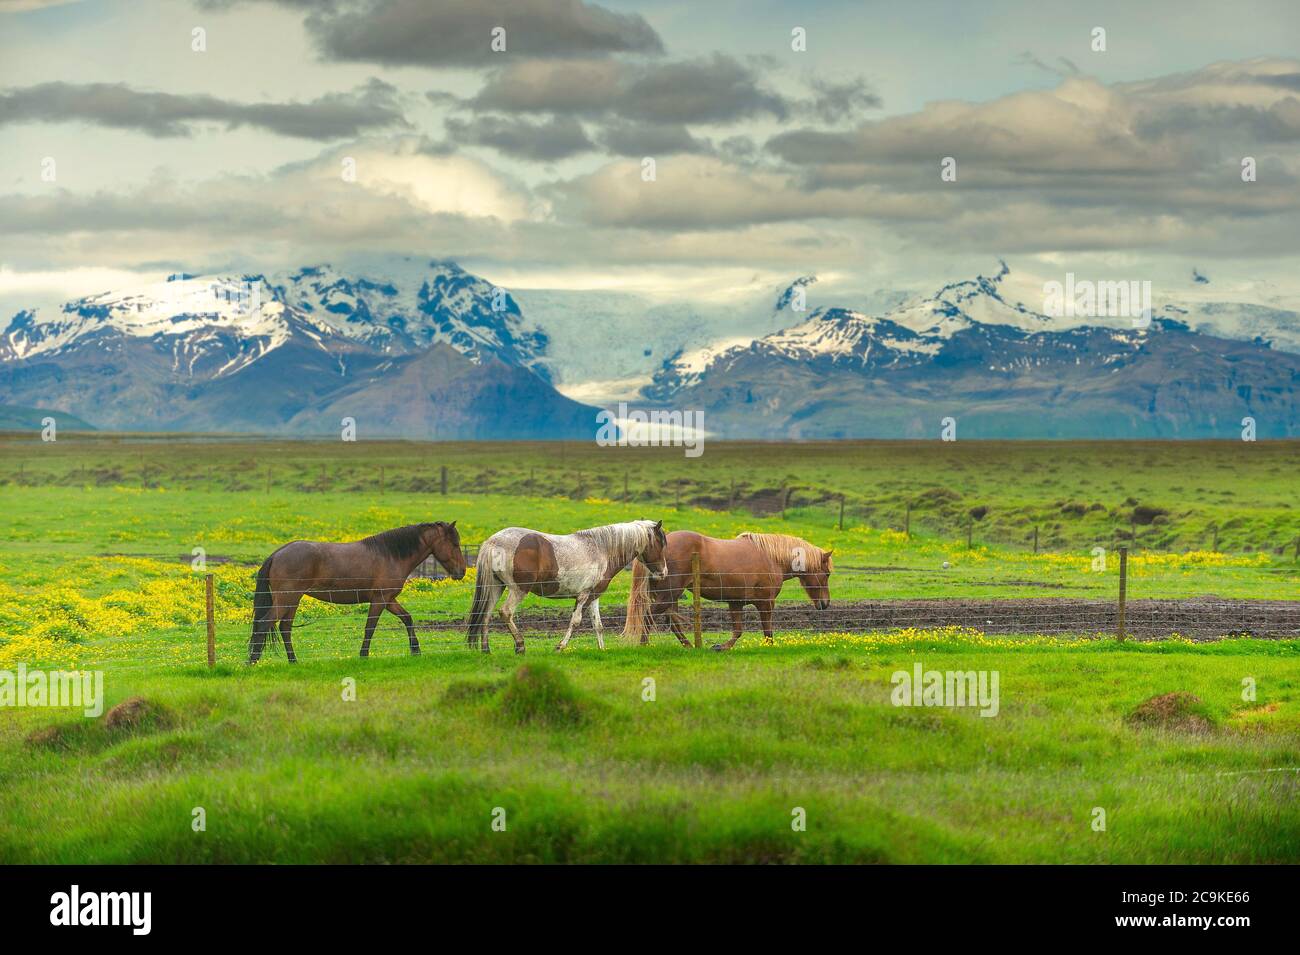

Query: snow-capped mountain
[[2, 260, 552, 378], [274, 260, 551, 378], [647, 266, 1300, 438], [0, 264, 593, 438]]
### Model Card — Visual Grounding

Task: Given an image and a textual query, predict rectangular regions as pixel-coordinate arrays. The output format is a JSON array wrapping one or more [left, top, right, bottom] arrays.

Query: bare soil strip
[[420, 597, 1300, 641]]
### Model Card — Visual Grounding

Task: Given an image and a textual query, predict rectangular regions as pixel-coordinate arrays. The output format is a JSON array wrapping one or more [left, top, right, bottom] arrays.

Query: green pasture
[[1, 435, 1298, 863]]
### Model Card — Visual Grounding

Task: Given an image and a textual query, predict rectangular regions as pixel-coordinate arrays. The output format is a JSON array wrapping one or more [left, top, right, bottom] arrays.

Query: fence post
[[692, 551, 702, 650], [675, 479, 681, 510], [1033, 526, 1039, 554], [838, 494, 845, 531], [440, 465, 448, 495], [728, 477, 736, 511], [967, 516, 973, 549], [205, 573, 216, 667], [904, 501, 911, 538], [1116, 546, 1128, 642]]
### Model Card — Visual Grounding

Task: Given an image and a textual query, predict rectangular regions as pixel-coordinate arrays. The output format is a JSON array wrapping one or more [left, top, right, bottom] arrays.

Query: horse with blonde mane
[[622, 531, 833, 650]]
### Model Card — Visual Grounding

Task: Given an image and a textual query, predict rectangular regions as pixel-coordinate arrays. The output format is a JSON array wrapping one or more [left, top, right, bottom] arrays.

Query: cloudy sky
[[2, 0, 1299, 312]]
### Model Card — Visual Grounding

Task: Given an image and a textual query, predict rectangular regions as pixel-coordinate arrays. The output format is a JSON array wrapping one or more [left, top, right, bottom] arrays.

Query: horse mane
[[575, 520, 656, 560], [736, 531, 829, 570], [361, 523, 439, 561]]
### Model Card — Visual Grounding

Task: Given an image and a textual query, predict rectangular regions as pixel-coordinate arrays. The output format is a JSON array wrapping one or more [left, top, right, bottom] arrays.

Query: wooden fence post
[[675, 479, 681, 510], [967, 516, 973, 549], [905, 501, 911, 538], [205, 573, 216, 667], [728, 477, 736, 511], [692, 551, 702, 650], [1116, 546, 1128, 642], [440, 465, 448, 495], [1033, 526, 1039, 554], [838, 494, 845, 531]]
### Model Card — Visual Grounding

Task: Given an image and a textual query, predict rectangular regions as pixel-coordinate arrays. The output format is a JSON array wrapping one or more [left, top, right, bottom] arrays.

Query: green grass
[[1, 435, 1298, 863], [2, 638, 1298, 863], [4, 433, 1299, 554]]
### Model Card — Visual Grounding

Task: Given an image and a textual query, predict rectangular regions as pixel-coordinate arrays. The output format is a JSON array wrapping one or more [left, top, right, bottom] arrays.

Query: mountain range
[[1, 259, 1297, 439], [648, 266, 1300, 438], [0, 263, 591, 438]]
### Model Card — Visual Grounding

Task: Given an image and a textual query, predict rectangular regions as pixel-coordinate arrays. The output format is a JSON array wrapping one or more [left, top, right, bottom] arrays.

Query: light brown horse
[[249, 522, 466, 664], [623, 531, 833, 650]]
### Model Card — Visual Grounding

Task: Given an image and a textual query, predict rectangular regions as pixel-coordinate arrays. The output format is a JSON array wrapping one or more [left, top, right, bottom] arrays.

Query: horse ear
[[654, 520, 663, 529], [450, 520, 457, 528]]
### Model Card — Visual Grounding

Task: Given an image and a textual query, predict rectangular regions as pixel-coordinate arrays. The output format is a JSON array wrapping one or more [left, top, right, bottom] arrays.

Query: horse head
[[427, 520, 467, 580], [795, 547, 833, 610], [639, 520, 669, 580]]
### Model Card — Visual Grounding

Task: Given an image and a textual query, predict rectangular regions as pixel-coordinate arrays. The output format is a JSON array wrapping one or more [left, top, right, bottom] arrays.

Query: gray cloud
[[0, 78, 409, 139], [595, 120, 709, 157], [468, 54, 801, 124], [300, 0, 663, 67], [806, 76, 882, 123], [445, 114, 594, 160]]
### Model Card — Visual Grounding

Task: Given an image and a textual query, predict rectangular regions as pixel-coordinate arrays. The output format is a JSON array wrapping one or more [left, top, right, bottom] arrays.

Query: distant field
[[4, 433, 1298, 553], [1, 435, 1297, 863]]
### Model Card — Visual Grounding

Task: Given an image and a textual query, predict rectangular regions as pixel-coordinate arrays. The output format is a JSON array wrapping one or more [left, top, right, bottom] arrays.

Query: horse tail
[[466, 545, 497, 648], [248, 553, 278, 663], [621, 559, 652, 643]]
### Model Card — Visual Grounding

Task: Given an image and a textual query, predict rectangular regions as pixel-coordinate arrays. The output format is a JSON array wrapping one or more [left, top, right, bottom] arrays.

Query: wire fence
[[59, 553, 1300, 672]]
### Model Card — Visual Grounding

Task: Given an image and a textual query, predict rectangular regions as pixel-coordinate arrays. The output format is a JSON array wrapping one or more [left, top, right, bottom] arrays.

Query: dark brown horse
[[622, 531, 832, 650], [249, 522, 466, 663]]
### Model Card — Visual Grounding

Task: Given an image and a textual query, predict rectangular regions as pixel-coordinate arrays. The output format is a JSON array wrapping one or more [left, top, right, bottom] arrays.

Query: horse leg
[[589, 598, 605, 650], [555, 595, 589, 651], [757, 599, 775, 645], [477, 577, 505, 653], [499, 586, 527, 655], [388, 597, 418, 655], [663, 605, 694, 648], [359, 600, 383, 658], [712, 603, 746, 652], [279, 600, 299, 664]]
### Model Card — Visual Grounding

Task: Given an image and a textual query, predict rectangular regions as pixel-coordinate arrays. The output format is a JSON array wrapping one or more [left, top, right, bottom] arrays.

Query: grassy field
[[1, 435, 1298, 863], [5, 433, 1299, 553], [3, 637, 1299, 863]]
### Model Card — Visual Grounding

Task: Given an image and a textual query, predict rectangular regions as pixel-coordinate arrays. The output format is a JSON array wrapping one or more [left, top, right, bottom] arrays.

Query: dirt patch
[[25, 724, 71, 749], [445, 596, 1300, 642], [1126, 692, 1215, 733], [104, 697, 174, 732]]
